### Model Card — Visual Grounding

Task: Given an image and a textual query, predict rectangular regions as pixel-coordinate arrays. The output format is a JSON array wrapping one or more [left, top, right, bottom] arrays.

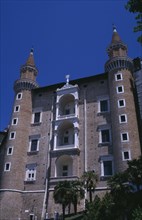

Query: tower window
[[7, 146, 14, 155], [118, 99, 126, 108], [16, 93, 22, 100], [115, 73, 123, 81], [116, 85, 124, 94], [9, 132, 16, 140], [122, 151, 131, 161], [119, 114, 127, 123], [4, 162, 11, 171], [12, 118, 18, 125], [14, 105, 20, 112], [121, 132, 129, 142]]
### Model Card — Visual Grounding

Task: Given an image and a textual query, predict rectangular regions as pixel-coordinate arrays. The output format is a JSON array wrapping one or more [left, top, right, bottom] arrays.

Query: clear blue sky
[[0, 0, 141, 130]]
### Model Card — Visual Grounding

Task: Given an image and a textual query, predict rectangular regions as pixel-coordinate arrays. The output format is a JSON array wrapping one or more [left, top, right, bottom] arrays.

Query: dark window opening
[[101, 130, 110, 142], [34, 112, 40, 123], [31, 139, 38, 151], [104, 161, 112, 175], [100, 100, 108, 112]]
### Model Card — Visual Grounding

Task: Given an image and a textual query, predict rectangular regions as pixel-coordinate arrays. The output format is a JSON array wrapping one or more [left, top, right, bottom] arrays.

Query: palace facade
[[0, 27, 142, 219]]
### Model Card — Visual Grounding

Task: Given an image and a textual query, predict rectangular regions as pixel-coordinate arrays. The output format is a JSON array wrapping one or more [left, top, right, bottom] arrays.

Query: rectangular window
[[30, 139, 38, 151], [119, 114, 127, 123], [121, 132, 129, 142], [100, 129, 110, 143], [14, 105, 20, 112], [12, 118, 18, 125], [100, 100, 109, 112], [7, 146, 14, 155], [4, 162, 11, 171], [118, 99, 126, 108], [28, 138, 39, 152], [34, 112, 41, 123], [62, 165, 68, 176], [16, 93, 22, 100], [115, 73, 123, 81], [100, 156, 113, 177], [9, 132, 16, 140], [104, 161, 113, 176], [122, 151, 131, 161], [25, 164, 37, 181], [116, 85, 124, 94], [64, 136, 69, 144]]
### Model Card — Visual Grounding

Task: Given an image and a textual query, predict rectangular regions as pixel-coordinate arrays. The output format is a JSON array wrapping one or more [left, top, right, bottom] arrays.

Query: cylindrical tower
[[0, 49, 39, 218], [105, 27, 141, 172]]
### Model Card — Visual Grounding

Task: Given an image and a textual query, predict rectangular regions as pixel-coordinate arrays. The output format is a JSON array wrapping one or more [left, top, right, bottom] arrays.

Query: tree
[[107, 172, 132, 219], [53, 180, 84, 218], [53, 181, 72, 220], [132, 206, 142, 220], [83, 195, 101, 220], [70, 180, 85, 214], [125, 0, 142, 44], [81, 171, 98, 203], [127, 155, 142, 191]]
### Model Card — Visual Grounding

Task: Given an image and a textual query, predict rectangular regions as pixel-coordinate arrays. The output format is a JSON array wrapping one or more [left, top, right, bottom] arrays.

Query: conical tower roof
[[25, 48, 35, 66], [111, 26, 122, 44], [20, 48, 38, 76], [107, 25, 127, 58]]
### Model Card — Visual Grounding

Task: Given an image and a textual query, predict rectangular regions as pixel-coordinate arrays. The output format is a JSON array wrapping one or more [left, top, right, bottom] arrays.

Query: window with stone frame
[[119, 114, 127, 123], [118, 99, 126, 108], [25, 164, 37, 182], [121, 132, 129, 142], [122, 150, 131, 161], [34, 112, 41, 123], [100, 129, 110, 143], [4, 162, 11, 171], [7, 146, 14, 155], [16, 92, 22, 100], [28, 135, 40, 153], [9, 132, 16, 140], [100, 100, 109, 112], [116, 85, 124, 94], [100, 156, 113, 177], [103, 161, 113, 176], [115, 72, 123, 81]]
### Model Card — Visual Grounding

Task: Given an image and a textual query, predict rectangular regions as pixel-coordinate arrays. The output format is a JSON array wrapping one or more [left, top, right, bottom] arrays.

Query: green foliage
[[132, 206, 142, 220], [125, 0, 142, 13], [53, 180, 84, 219], [127, 155, 142, 191], [81, 171, 98, 202], [125, 0, 142, 44], [82, 156, 142, 220]]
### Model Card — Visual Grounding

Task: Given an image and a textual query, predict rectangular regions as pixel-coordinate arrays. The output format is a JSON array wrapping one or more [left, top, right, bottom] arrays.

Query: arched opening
[[55, 155, 73, 177], [59, 94, 75, 116], [57, 121, 74, 147]]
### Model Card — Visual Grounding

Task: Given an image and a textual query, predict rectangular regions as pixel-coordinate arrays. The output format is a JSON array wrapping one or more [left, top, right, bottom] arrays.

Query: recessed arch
[[55, 155, 73, 177]]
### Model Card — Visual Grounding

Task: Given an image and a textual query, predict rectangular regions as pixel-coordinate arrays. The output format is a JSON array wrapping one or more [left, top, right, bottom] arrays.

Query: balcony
[[49, 176, 79, 187], [57, 113, 76, 120]]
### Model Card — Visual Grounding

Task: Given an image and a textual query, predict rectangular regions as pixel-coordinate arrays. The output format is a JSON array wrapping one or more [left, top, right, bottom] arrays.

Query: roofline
[[33, 72, 107, 92]]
